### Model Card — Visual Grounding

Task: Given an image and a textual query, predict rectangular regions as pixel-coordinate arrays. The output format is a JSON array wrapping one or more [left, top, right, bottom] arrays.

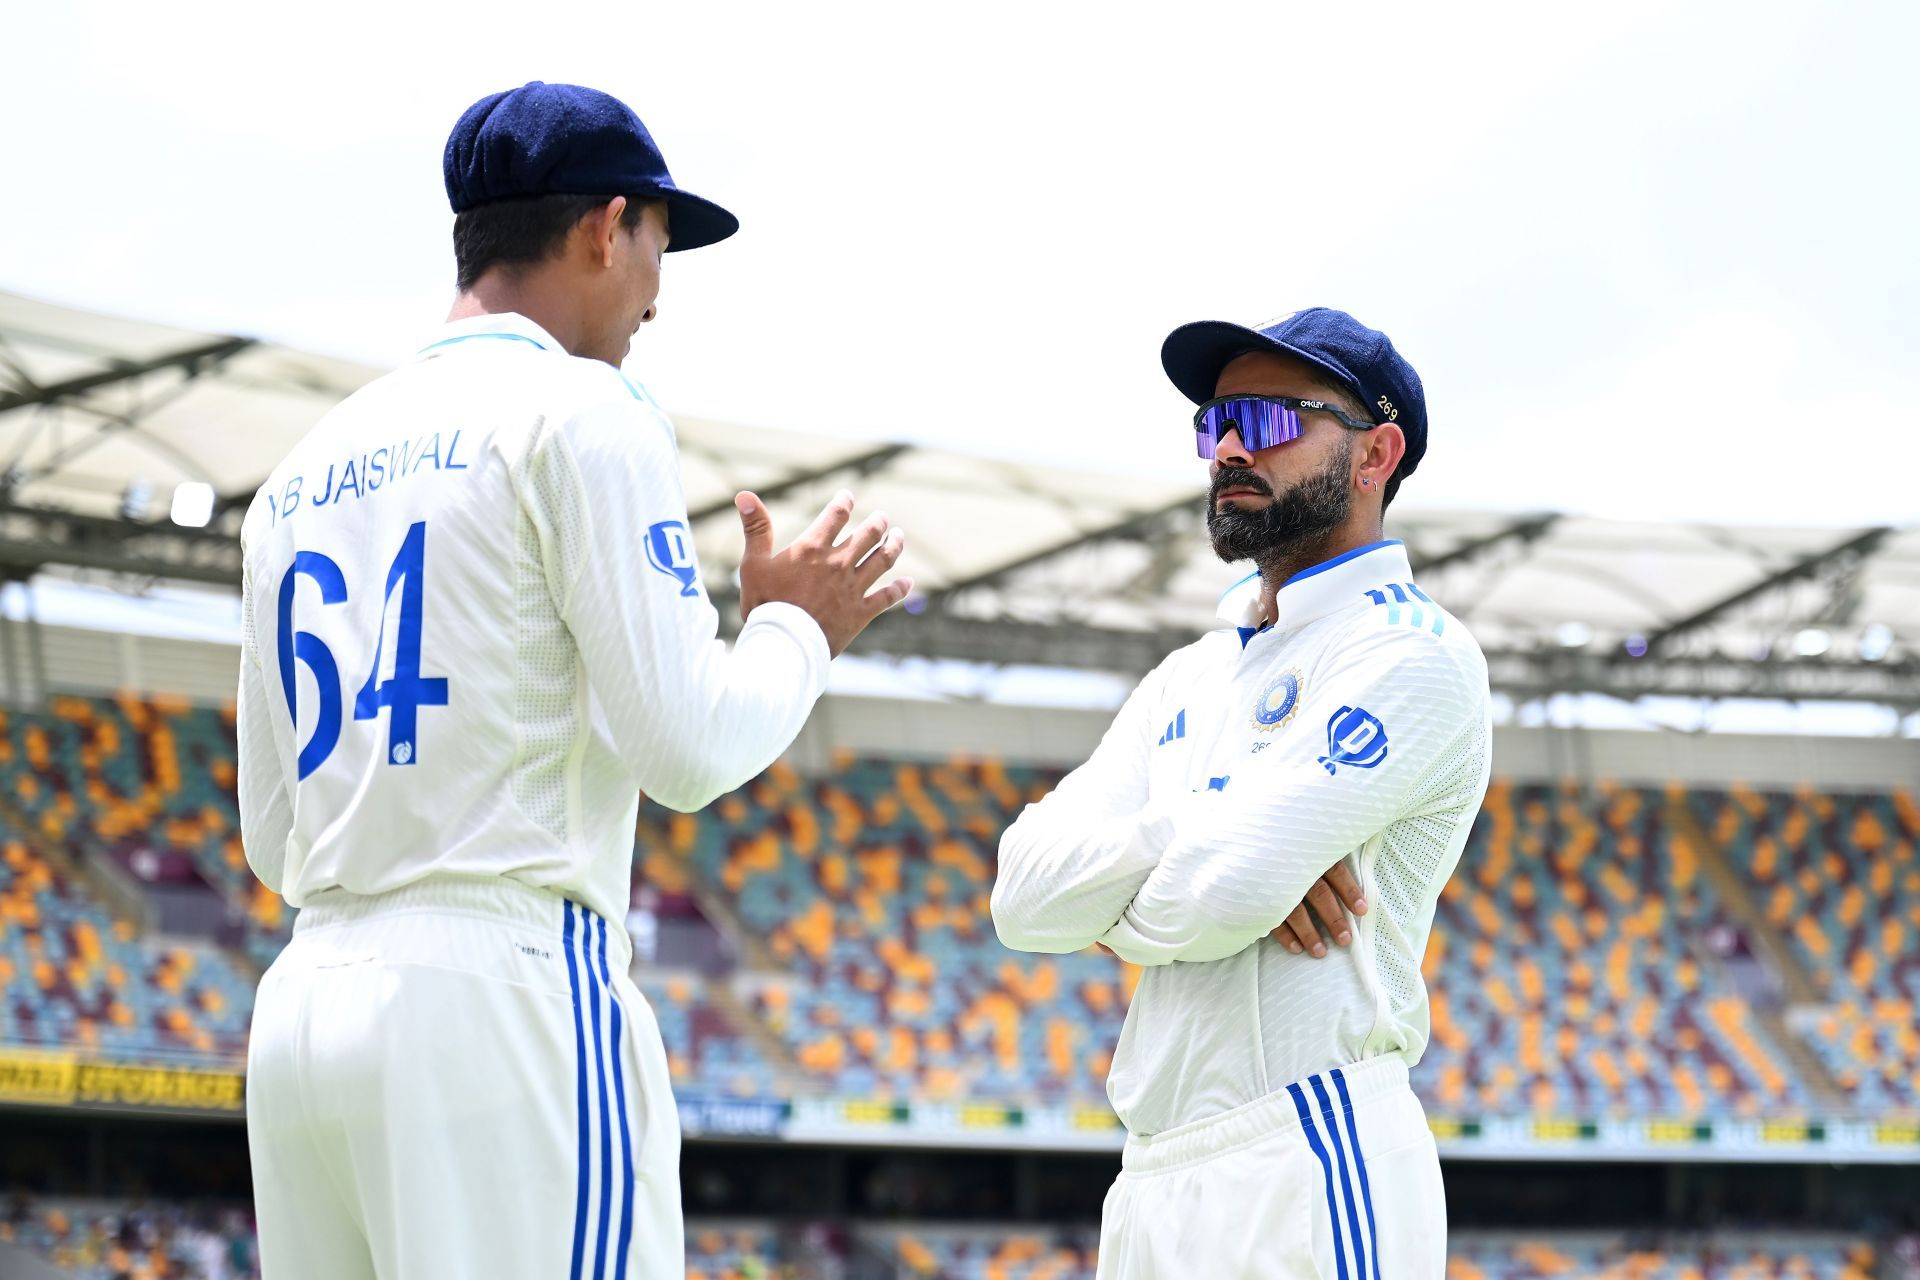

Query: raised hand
[[735, 489, 912, 657]]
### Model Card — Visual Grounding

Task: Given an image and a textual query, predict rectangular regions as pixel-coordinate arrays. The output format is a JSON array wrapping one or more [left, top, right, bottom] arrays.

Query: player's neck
[[1254, 519, 1387, 619], [447, 276, 595, 362]]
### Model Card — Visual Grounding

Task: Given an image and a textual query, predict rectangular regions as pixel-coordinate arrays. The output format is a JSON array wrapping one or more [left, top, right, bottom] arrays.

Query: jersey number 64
[[275, 520, 451, 780]]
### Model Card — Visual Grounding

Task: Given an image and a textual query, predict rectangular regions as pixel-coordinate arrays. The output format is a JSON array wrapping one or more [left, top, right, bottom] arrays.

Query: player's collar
[[415, 312, 563, 359], [1216, 540, 1410, 642]]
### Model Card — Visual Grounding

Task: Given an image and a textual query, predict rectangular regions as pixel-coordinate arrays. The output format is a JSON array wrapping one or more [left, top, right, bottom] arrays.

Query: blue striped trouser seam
[[585, 910, 614, 1277], [1287, 1082, 1350, 1280], [597, 915, 637, 1279], [564, 904, 590, 1280], [1331, 1069, 1383, 1280], [1310, 1073, 1369, 1280]]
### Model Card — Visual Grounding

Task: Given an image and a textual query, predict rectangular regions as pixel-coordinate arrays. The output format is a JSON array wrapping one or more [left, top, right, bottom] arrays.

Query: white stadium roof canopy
[[2, 289, 1916, 709]]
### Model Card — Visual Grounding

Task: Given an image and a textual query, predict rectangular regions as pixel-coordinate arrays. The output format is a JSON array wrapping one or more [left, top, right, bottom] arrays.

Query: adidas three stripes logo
[[1363, 582, 1445, 636]]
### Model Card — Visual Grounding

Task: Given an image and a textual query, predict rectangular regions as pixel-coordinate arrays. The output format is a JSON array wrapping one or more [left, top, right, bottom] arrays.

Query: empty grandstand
[[1, 294, 1917, 1277]]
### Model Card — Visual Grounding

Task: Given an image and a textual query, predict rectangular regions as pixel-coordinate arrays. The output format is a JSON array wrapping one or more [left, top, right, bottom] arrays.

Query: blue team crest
[[645, 520, 699, 597], [1320, 706, 1388, 775], [1251, 667, 1304, 731]]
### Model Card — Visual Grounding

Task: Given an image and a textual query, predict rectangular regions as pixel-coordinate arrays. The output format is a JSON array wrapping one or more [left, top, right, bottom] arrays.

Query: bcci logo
[[1251, 668, 1304, 731], [1319, 706, 1388, 775], [645, 520, 700, 597]]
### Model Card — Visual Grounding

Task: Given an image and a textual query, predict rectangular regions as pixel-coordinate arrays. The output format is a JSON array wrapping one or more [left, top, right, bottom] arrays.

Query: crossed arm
[[992, 626, 1479, 966]]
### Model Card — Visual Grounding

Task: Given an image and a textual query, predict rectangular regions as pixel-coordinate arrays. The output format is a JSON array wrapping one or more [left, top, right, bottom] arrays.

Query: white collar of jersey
[[416, 312, 563, 358], [1215, 539, 1411, 637]]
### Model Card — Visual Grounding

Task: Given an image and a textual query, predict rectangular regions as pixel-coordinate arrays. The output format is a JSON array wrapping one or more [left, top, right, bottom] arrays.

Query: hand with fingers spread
[[1269, 860, 1368, 958], [735, 488, 912, 657]]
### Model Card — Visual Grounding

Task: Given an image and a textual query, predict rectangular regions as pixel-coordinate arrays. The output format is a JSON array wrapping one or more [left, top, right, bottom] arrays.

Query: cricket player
[[237, 82, 909, 1279], [993, 309, 1491, 1279]]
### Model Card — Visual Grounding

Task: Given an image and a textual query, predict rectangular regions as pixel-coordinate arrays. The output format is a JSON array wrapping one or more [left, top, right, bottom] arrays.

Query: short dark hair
[[451, 193, 652, 291]]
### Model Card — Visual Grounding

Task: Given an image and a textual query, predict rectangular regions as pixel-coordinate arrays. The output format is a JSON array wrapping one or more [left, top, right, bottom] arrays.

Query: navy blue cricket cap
[[443, 81, 739, 252], [1161, 307, 1428, 479]]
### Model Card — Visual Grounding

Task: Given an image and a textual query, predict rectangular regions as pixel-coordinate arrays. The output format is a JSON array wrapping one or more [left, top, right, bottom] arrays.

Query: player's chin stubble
[[1206, 448, 1353, 566]]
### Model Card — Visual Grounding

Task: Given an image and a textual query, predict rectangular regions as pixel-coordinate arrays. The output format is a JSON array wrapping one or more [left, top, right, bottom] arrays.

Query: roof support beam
[[1410, 512, 1560, 575], [883, 617, 1920, 705], [841, 610, 1920, 705], [0, 336, 41, 394], [1633, 526, 1893, 659], [921, 495, 1197, 603], [0, 500, 1907, 708], [923, 504, 1559, 609], [1489, 647, 1920, 712], [685, 443, 912, 522], [0, 502, 242, 587], [0, 337, 255, 415]]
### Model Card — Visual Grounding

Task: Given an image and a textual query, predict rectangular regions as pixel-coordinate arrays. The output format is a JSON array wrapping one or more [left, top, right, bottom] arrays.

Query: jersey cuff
[[740, 600, 832, 695]]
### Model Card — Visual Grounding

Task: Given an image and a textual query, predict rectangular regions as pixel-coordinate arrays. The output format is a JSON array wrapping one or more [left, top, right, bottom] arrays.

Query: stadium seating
[[1447, 1232, 1877, 1279], [0, 698, 287, 969], [637, 973, 783, 1100], [4, 689, 1913, 1121], [0, 1200, 1892, 1280], [0, 1205, 1095, 1280], [1692, 785, 1920, 1113], [651, 765, 1814, 1118], [0, 1200, 787, 1280], [682, 1221, 782, 1280], [659, 756, 1135, 1102], [0, 829, 253, 1062], [0, 1197, 258, 1280], [874, 1226, 1098, 1279], [1422, 781, 1813, 1119]]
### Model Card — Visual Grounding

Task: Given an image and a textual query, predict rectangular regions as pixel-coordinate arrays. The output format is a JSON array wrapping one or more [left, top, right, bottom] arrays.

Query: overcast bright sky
[[4, 0, 1915, 527]]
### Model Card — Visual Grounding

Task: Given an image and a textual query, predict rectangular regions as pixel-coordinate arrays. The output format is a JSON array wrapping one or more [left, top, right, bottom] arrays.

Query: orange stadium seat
[[1423, 781, 1818, 1120], [0, 824, 253, 1062], [9, 690, 1913, 1121], [1693, 786, 1920, 1113], [0, 1200, 1888, 1279]]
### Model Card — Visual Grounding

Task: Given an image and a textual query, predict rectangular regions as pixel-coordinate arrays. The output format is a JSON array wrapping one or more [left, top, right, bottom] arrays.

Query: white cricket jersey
[[236, 313, 830, 926], [992, 540, 1492, 1137]]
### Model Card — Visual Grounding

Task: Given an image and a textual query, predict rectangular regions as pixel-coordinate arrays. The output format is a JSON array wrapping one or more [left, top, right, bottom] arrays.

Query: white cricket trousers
[[1097, 1056, 1445, 1280], [247, 876, 681, 1280]]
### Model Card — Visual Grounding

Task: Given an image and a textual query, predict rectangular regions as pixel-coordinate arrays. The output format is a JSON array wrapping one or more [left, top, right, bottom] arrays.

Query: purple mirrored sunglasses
[[1192, 395, 1377, 459]]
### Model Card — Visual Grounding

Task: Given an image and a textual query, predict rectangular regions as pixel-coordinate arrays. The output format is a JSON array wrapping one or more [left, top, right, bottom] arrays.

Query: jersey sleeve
[[989, 656, 1180, 954], [235, 550, 293, 894], [1099, 621, 1487, 967], [524, 393, 831, 813]]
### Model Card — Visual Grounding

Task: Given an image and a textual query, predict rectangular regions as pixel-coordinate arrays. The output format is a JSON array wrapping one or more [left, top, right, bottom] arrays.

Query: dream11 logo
[[645, 520, 700, 597], [1318, 706, 1388, 775]]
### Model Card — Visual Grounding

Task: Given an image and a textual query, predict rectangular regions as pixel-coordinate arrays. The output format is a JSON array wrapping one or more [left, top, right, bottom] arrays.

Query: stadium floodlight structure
[[2, 290, 1916, 715]]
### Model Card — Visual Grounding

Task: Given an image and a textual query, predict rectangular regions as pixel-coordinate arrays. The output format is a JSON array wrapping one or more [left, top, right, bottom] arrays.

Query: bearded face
[[1205, 441, 1354, 566]]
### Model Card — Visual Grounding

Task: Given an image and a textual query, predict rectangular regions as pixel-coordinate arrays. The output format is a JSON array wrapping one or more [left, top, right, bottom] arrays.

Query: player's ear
[[1357, 421, 1405, 493], [587, 196, 628, 270]]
